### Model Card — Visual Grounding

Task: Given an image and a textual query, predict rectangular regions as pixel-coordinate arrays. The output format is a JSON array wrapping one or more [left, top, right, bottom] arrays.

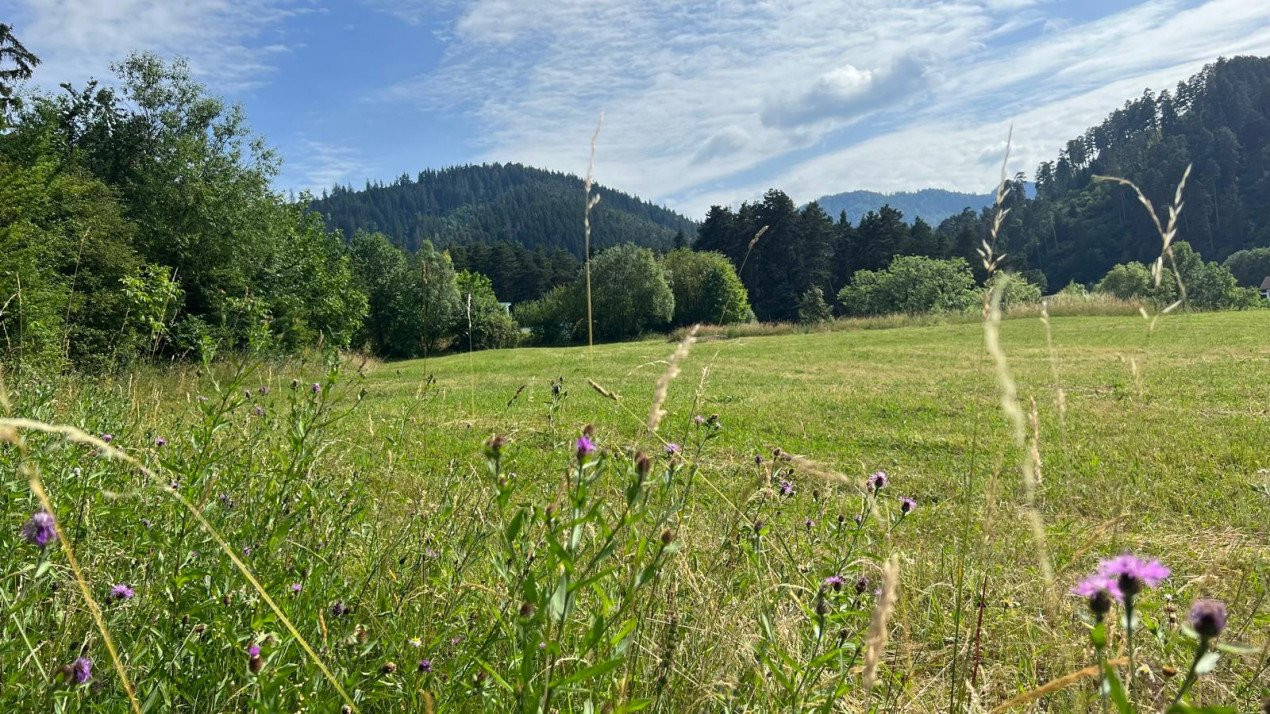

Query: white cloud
[[1, 0, 308, 91], [368, 0, 1270, 216], [287, 139, 377, 195]]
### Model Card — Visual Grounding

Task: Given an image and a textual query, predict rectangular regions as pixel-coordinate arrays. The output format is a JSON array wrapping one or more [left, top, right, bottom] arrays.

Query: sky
[[5, 0, 1270, 218]]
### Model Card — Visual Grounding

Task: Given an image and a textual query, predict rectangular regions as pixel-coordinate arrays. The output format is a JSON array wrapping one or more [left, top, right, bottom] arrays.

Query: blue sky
[[5, 0, 1270, 217]]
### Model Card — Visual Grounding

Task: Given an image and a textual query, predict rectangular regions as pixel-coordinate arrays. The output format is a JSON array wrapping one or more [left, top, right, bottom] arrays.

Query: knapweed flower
[[804, 518, 814, 530], [1188, 599, 1227, 639], [899, 497, 916, 514], [330, 602, 348, 617], [1098, 554, 1170, 598], [311, 382, 321, 394], [69, 657, 92, 684], [853, 513, 864, 526], [693, 415, 705, 426], [664, 442, 681, 456], [110, 584, 135, 601], [778, 479, 795, 497], [576, 434, 596, 460], [823, 575, 845, 591], [248, 645, 263, 674], [101, 433, 114, 443], [869, 471, 888, 492], [290, 583, 302, 594], [1071, 575, 1118, 618], [22, 511, 57, 548], [154, 436, 166, 447], [854, 576, 869, 595], [417, 658, 433, 673], [252, 405, 265, 417]]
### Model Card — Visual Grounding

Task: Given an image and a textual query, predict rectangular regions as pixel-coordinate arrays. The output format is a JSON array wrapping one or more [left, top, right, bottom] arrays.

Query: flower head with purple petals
[[899, 497, 916, 514], [664, 442, 681, 456], [778, 479, 795, 497], [417, 658, 433, 673], [869, 471, 888, 492], [823, 575, 845, 591], [1071, 575, 1118, 617], [110, 584, 134, 601], [154, 436, 166, 447], [1188, 599, 1227, 639], [22, 511, 57, 548], [101, 433, 114, 443], [1097, 554, 1170, 598], [69, 657, 92, 684], [576, 434, 596, 460]]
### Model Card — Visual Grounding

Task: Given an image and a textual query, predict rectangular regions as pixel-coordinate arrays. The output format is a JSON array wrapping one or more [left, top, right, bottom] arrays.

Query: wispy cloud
[[286, 140, 378, 196], [374, 0, 1270, 216], [1, 0, 310, 92]]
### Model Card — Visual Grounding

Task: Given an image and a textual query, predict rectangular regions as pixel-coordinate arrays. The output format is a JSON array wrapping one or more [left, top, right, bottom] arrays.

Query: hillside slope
[[810, 188, 994, 224], [310, 162, 697, 257]]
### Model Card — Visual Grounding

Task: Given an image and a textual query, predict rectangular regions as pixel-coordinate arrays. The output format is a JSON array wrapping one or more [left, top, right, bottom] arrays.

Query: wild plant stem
[[1168, 638, 1209, 708]]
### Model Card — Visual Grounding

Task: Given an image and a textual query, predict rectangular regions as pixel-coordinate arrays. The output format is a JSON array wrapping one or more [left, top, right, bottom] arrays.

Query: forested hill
[[309, 163, 697, 257], [811, 188, 994, 224], [1014, 55, 1270, 286]]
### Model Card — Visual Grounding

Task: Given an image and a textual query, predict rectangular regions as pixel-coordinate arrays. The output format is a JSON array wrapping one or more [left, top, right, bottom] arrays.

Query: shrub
[[1222, 246, 1270, 287], [662, 250, 752, 326], [985, 272, 1043, 310], [797, 286, 833, 324], [587, 244, 675, 341], [837, 256, 979, 317], [454, 270, 520, 351]]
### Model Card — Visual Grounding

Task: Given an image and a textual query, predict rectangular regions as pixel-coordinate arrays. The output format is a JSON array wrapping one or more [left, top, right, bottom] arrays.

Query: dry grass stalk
[[0, 417, 360, 712], [1028, 398, 1042, 486], [583, 112, 604, 349], [1093, 165, 1192, 331], [988, 657, 1129, 712], [985, 282, 1056, 595], [862, 555, 900, 689], [648, 324, 699, 431], [787, 454, 853, 486], [1039, 301, 1066, 426], [587, 377, 620, 401]]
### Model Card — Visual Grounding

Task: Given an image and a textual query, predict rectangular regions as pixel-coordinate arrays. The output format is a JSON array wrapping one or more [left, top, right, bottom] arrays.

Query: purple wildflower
[[450, 636, 462, 646], [417, 658, 433, 673], [22, 511, 57, 548], [290, 583, 302, 594], [853, 513, 864, 526], [1188, 599, 1227, 639], [331, 602, 348, 617], [854, 576, 869, 595], [576, 434, 596, 460], [258, 385, 270, 395], [248, 645, 261, 658], [311, 382, 321, 394], [823, 575, 845, 591], [899, 497, 916, 514], [869, 471, 888, 492], [101, 433, 114, 443], [778, 479, 795, 497], [1072, 575, 1119, 618], [1097, 554, 1170, 598], [693, 415, 705, 426], [69, 657, 92, 684], [253, 405, 265, 417], [804, 518, 814, 530], [110, 584, 135, 601], [664, 442, 681, 456], [154, 436, 166, 447]]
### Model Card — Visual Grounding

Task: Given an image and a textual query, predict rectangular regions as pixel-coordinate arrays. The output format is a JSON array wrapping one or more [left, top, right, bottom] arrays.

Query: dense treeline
[[0, 45, 526, 368], [1, 53, 368, 369], [1018, 55, 1270, 286], [445, 240, 579, 304], [694, 56, 1270, 322], [309, 163, 697, 258]]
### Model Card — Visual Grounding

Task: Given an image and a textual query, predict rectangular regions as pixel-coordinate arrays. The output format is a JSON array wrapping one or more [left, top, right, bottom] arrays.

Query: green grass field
[[3, 310, 1267, 711]]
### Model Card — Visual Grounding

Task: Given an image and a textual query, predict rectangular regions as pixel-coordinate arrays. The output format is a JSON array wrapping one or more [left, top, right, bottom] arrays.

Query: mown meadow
[[2, 308, 1267, 712]]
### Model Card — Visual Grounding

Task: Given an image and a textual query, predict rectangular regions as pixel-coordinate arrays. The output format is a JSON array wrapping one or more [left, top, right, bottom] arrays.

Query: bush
[[454, 270, 520, 351], [1223, 247, 1270, 287], [515, 284, 583, 346], [985, 272, 1043, 310], [797, 286, 833, 324], [837, 256, 979, 317], [588, 244, 675, 341], [662, 250, 752, 326], [1096, 242, 1258, 310]]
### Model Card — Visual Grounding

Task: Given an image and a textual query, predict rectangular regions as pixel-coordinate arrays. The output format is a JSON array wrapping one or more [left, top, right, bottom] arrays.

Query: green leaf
[[474, 659, 514, 693], [551, 656, 624, 688], [1213, 641, 1258, 655], [549, 574, 570, 622], [1103, 663, 1133, 714], [1166, 705, 1236, 714]]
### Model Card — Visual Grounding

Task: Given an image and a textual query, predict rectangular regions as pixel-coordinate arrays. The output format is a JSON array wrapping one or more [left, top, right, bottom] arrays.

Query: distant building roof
[[1261, 276, 1270, 290]]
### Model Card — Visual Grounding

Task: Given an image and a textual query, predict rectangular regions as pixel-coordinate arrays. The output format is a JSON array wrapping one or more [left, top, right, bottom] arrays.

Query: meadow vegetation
[[2, 308, 1266, 711]]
